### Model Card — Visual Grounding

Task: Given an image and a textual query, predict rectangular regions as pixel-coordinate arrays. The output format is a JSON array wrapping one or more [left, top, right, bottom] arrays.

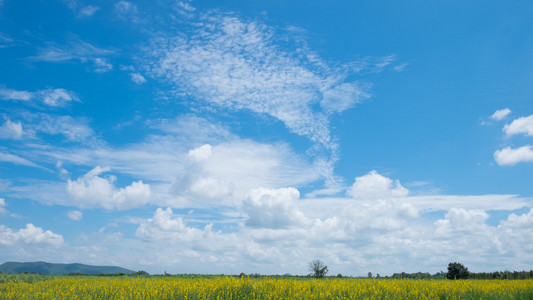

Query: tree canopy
[[447, 262, 469, 280], [308, 260, 328, 278]]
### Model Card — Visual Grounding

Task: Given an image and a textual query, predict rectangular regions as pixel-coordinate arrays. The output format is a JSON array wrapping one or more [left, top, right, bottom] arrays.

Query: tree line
[[310, 260, 533, 280], [390, 262, 533, 280]]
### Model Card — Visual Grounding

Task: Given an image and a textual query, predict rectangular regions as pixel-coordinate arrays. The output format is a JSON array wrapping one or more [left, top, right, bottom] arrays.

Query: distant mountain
[[0, 261, 135, 275]]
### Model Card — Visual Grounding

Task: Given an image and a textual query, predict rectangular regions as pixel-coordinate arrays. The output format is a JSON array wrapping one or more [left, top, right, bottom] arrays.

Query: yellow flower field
[[1, 275, 533, 299]]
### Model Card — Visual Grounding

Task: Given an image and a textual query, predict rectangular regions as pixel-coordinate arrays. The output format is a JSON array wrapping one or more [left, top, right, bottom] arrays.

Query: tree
[[447, 262, 469, 280], [308, 259, 328, 278], [368, 272, 373, 278], [135, 270, 149, 276]]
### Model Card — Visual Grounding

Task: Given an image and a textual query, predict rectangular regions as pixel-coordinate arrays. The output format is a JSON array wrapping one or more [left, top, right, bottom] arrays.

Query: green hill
[[0, 261, 135, 275]]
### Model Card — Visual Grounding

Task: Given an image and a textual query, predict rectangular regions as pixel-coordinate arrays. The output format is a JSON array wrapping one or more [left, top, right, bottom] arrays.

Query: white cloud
[[79, 5, 99, 17], [12, 116, 319, 209], [31, 38, 113, 72], [0, 119, 23, 139], [115, 1, 137, 14], [497, 208, 533, 258], [93, 58, 113, 73], [374, 55, 395, 71], [188, 144, 212, 162], [66, 166, 151, 209], [434, 208, 489, 237], [31, 113, 94, 143], [62, 0, 99, 17], [114, 1, 141, 23], [0, 152, 42, 168], [0, 88, 34, 101], [0, 198, 7, 214], [39, 88, 79, 106], [130, 73, 146, 84], [494, 145, 533, 166], [135, 207, 215, 242], [0, 86, 79, 106], [392, 63, 408, 72], [167, 141, 318, 207], [0, 224, 64, 247], [243, 187, 308, 228], [67, 210, 83, 221], [490, 108, 511, 121], [346, 170, 409, 199], [146, 15, 368, 146], [504, 114, 533, 136], [144, 12, 371, 187], [500, 208, 533, 230]]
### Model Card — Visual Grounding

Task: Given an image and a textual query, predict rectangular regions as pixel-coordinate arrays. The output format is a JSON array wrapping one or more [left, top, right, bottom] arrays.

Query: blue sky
[[1, 0, 533, 276]]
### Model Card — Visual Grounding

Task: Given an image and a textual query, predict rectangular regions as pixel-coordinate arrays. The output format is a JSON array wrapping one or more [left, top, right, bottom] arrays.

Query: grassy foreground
[[1, 274, 533, 299]]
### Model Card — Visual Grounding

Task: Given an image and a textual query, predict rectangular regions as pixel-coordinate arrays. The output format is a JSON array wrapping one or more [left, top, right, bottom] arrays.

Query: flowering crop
[[1, 274, 532, 299]]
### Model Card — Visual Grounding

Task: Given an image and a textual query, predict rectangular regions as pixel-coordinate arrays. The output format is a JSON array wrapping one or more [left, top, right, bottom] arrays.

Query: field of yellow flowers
[[1, 274, 533, 299]]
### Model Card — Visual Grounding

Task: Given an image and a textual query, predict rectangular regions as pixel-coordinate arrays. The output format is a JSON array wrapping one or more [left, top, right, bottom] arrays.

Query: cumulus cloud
[[67, 210, 83, 221], [39, 88, 79, 106], [494, 145, 533, 166], [167, 142, 318, 207], [66, 166, 151, 209], [434, 208, 489, 237], [500, 208, 533, 230], [0, 224, 64, 247], [130, 73, 146, 84], [490, 108, 511, 121], [188, 144, 212, 162], [243, 187, 308, 228], [136, 207, 215, 242], [504, 114, 533, 136], [346, 170, 409, 199], [0, 119, 23, 139], [170, 144, 234, 205]]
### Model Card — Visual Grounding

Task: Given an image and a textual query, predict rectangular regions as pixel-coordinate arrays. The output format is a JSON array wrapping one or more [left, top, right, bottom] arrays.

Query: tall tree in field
[[447, 262, 470, 280], [308, 259, 328, 278]]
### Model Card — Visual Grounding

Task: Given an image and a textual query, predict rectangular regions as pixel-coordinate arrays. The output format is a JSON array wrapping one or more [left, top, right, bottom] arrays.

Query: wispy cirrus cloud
[[0, 87, 79, 106], [29, 38, 113, 72], [144, 10, 373, 191], [22, 113, 95, 143], [0, 151, 43, 169], [62, 0, 99, 17], [114, 1, 141, 24]]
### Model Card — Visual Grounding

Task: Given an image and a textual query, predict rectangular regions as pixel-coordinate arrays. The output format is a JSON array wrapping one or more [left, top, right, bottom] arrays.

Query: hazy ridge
[[0, 261, 134, 275]]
